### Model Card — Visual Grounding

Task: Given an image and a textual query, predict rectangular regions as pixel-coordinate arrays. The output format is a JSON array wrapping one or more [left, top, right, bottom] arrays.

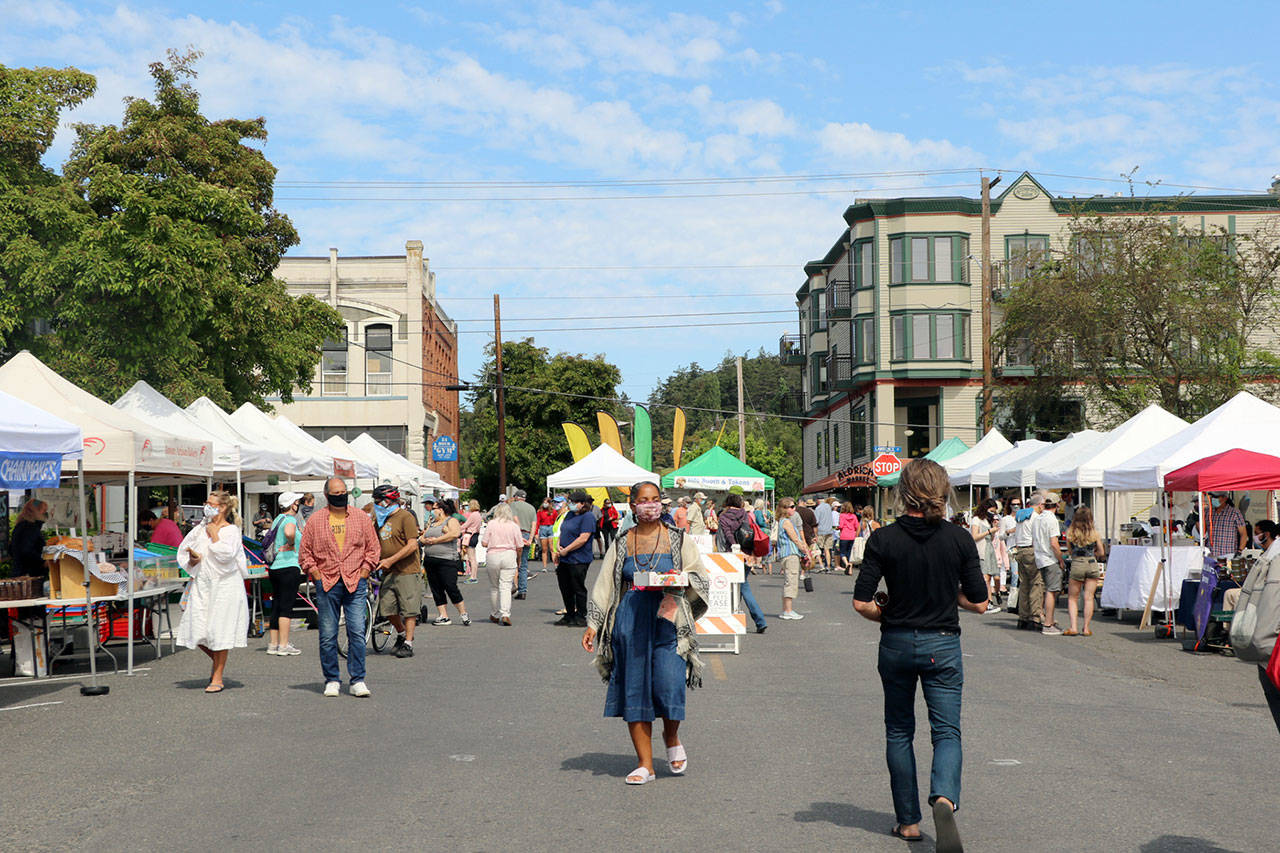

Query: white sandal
[[625, 767, 656, 785], [666, 745, 688, 775]]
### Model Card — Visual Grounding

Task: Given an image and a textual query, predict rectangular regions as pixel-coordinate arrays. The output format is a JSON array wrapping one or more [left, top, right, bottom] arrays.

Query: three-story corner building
[[788, 171, 1280, 496], [269, 240, 461, 485]]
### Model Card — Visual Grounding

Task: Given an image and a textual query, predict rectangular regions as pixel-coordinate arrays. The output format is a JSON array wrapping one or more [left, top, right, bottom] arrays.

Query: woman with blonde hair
[[852, 459, 988, 851], [1063, 506, 1105, 636], [460, 498, 483, 583], [481, 502, 526, 625], [176, 490, 249, 693]]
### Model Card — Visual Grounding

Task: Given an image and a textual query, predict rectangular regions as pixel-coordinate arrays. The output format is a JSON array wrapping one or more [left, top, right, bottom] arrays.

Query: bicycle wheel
[[370, 616, 397, 653]]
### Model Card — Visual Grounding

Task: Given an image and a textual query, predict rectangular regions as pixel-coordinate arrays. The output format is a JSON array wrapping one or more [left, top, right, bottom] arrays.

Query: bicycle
[[336, 572, 401, 658]]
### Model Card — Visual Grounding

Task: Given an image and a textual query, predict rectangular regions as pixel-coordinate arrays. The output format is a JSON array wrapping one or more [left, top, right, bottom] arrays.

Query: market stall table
[[1100, 544, 1203, 614]]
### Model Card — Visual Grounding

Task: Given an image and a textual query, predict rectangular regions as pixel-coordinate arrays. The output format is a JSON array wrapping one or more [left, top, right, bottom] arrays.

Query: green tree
[[465, 338, 623, 500], [680, 417, 803, 498], [994, 212, 1280, 427], [0, 52, 341, 407]]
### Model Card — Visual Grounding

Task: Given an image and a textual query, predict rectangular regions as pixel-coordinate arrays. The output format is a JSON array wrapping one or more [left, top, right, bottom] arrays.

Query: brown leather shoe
[[489, 615, 500, 624], [501, 616, 512, 626]]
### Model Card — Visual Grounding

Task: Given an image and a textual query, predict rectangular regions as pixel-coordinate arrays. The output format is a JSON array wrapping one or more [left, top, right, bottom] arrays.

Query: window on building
[[365, 324, 393, 395], [321, 330, 348, 396], [889, 235, 969, 283], [855, 240, 875, 289], [813, 290, 828, 332], [890, 312, 971, 361], [851, 404, 868, 459], [857, 317, 875, 364], [833, 423, 841, 464], [1007, 235, 1049, 284]]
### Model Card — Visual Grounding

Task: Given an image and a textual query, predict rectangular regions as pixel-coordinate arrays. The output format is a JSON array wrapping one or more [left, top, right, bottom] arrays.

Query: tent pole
[[78, 460, 108, 695], [1197, 492, 1205, 549], [126, 470, 136, 675]]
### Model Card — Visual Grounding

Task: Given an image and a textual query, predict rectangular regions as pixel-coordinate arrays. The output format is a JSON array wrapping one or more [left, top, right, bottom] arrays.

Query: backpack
[[1230, 551, 1280, 662], [259, 516, 284, 564], [746, 512, 770, 557], [733, 516, 755, 552]]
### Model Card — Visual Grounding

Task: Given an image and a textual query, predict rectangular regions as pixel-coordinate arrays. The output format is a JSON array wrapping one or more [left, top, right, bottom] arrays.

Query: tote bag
[[1231, 553, 1280, 663]]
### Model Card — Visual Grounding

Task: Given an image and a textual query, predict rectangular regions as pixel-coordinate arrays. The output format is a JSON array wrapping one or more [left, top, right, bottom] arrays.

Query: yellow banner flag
[[560, 423, 609, 506], [673, 407, 687, 470], [596, 412, 628, 495]]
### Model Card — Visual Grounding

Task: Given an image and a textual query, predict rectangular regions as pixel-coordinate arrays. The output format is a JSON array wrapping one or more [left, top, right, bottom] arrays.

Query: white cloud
[[817, 122, 979, 171]]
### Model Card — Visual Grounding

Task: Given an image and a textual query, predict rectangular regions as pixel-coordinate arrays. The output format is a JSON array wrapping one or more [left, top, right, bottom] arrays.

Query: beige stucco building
[[269, 241, 460, 483], [790, 172, 1280, 495]]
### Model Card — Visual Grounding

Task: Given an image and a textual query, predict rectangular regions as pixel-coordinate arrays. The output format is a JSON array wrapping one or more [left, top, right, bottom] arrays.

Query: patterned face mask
[[633, 500, 662, 522]]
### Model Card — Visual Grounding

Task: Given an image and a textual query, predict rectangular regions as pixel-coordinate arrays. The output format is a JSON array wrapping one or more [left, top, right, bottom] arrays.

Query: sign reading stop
[[871, 453, 902, 478]]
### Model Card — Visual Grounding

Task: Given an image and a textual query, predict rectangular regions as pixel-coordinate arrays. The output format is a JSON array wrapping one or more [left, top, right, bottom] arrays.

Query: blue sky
[[6, 0, 1280, 400]]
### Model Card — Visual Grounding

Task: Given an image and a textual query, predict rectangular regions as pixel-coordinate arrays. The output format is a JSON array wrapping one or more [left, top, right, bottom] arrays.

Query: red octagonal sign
[[872, 453, 902, 478]]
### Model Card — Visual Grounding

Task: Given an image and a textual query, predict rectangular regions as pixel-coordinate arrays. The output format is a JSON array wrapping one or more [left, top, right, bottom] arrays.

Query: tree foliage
[[0, 51, 341, 407], [994, 213, 1280, 427], [463, 338, 623, 501]]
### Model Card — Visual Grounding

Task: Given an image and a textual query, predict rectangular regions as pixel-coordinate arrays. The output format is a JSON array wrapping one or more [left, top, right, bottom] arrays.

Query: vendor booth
[[191, 397, 329, 478], [942, 429, 1012, 478], [0, 352, 210, 676], [660, 446, 774, 493], [878, 436, 968, 488], [988, 430, 1107, 490], [547, 444, 659, 490], [348, 432, 457, 495], [951, 439, 1049, 489], [227, 403, 334, 478]]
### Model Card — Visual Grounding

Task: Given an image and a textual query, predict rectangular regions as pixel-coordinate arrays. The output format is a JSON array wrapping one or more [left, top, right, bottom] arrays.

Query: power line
[[276, 183, 972, 202], [433, 263, 796, 270], [275, 168, 978, 189], [455, 319, 793, 334], [450, 309, 793, 322]]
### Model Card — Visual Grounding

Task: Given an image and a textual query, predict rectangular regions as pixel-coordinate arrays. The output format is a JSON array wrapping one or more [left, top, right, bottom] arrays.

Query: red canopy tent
[[1163, 448, 1280, 493]]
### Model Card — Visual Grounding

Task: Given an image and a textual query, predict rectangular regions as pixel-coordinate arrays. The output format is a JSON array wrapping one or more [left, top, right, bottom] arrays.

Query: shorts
[[838, 538, 855, 560], [1038, 563, 1063, 594], [538, 525, 554, 538], [781, 555, 802, 599], [816, 533, 834, 550], [380, 571, 424, 619], [1068, 557, 1101, 582]]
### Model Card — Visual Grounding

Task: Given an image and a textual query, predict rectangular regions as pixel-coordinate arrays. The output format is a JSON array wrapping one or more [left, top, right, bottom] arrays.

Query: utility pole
[[494, 294, 507, 494], [735, 356, 746, 461], [981, 174, 1000, 432]]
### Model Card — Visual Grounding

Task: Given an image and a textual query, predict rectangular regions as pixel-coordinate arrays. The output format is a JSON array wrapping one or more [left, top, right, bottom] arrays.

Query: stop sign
[[872, 453, 902, 478]]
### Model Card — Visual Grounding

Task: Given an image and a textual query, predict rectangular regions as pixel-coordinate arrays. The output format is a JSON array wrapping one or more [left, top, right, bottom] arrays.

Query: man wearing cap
[[555, 490, 597, 626], [1011, 494, 1043, 629], [367, 485, 422, 658], [688, 492, 708, 535], [1207, 492, 1248, 560], [1033, 491, 1068, 635], [510, 489, 538, 597]]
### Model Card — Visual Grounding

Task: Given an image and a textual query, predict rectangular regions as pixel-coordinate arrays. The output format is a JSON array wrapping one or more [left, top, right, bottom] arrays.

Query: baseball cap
[[693, 491, 707, 500], [553, 495, 566, 505], [278, 490, 304, 508], [497, 495, 507, 502], [422, 495, 437, 505], [661, 497, 672, 505], [1043, 491, 1061, 505], [514, 489, 527, 499]]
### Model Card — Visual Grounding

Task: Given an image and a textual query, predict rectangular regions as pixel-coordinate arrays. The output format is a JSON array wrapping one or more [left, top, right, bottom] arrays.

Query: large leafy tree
[[464, 339, 623, 500], [0, 51, 340, 407], [994, 212, 1280, 428]]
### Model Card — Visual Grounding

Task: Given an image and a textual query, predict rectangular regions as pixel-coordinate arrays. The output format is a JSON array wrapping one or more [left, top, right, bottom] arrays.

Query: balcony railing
[[827, 352, 855, 389], [780, 390, 805, 416], [827, 278, 852, 319], [779, 333, 805, 365]]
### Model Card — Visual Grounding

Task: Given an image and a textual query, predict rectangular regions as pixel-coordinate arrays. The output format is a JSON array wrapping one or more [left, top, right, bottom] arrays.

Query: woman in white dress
[[176, 489, 249, 693]]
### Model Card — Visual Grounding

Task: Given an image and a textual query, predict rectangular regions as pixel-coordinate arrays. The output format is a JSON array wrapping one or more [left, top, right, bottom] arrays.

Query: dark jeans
[[740, 576, 767, 630], [557, 560, 590, 618], [315, 578, 368, 684], [1260, 666, 1280, 735], [518, 544, 529, 595], [267, 565, 302, 629], [424, 555, 465, 607], [877, 628, 964, 826]]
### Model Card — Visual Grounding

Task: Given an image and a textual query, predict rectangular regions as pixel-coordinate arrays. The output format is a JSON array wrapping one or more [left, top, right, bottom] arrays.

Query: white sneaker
[[279, 644, 302, 655], [350, 681, 371, 697], [779, 611, 804, 620], [323, 681, 340, 697], [985, 605, 1002, 614], [266, 644, 279, 655]]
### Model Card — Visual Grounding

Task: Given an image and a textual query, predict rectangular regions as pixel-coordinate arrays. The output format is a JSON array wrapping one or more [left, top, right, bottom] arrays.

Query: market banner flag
[[560, 423, 609, 506], [633, 405, 653, 473], [673, 407, 687, 470], [596, 412, 624, 455], [0, 451, 63, 489]]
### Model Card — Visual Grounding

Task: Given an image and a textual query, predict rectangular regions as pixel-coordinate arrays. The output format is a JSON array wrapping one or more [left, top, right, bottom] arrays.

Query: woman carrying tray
[[582, 481, 709, 785]]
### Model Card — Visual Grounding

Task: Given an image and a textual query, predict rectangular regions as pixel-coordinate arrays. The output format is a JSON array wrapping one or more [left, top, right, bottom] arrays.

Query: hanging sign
[[834, 463, 876, 487], [432, 435, 458, 462], [0, 451, 63, 488]]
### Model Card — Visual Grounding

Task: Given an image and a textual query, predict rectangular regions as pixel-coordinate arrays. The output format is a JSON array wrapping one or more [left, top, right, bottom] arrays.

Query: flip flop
[[624, 767, 656, 785], [932, 798, 963, 853], [205, 683, 224, 694], [891, 825, 923, 842], [666, 744, 688, 775]]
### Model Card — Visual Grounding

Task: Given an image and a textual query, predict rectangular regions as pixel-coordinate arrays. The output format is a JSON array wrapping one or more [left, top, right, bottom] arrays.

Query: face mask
[[373, 503, 395, 526], [327, 493, 349, 508], [633, 501, 663, 523], [1211, 498, 1222, 509], [203, 504, 220, 521], [571, 502, 583, 513]]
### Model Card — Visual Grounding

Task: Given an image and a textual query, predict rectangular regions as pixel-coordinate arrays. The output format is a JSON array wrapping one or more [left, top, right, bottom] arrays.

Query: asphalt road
[[3, 563, 1278, 852]]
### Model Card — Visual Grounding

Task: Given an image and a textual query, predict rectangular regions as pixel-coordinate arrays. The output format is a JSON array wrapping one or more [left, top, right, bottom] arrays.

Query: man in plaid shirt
[[1206, 492, 1247, 560]]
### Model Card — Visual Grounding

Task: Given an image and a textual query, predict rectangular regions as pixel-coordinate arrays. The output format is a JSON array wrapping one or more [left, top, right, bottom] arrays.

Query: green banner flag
[[633, 404, 653, 473]]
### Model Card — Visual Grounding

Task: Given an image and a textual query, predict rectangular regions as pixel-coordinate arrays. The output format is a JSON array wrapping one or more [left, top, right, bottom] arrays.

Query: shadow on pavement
[[288, 682, 326, 695], [794, 801, 896, 835], [1139, 836, 1244, 853], [560, 752, 637, 777], [0, 680, 77, 707], [175, 677, 244, 690]]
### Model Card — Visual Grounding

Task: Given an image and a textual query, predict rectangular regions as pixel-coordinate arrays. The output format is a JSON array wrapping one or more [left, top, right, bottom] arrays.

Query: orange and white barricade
[[696, 551, 747, 654]]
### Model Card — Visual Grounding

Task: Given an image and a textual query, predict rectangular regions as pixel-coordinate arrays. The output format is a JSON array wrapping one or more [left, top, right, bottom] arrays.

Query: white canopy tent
[[547, 444, 659, 489], [942, 429, 1014, 477], [988, 430, 1107, 489], [185, 397, 302, 476], [1103, 392, 1280, 491], [0, 389, 82, 461], [348, 432, 456, 495], [1036, 404, 1189, 489], [0, 351, 214, 675], [950, 439, 1050, 488], [227, 404, 331, 478], [273, 414, 376, 480]]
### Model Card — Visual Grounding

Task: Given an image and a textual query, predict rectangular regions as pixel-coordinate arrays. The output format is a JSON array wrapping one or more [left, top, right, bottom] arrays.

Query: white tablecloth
[[1100, 545, 1203, 611]]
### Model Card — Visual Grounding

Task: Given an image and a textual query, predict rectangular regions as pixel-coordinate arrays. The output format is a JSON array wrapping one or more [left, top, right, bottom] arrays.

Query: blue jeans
[[877, 628, 964, 825], [315, 578, 368, 684], [739, 576, 767, 630], [518, 544, 529, 594]]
